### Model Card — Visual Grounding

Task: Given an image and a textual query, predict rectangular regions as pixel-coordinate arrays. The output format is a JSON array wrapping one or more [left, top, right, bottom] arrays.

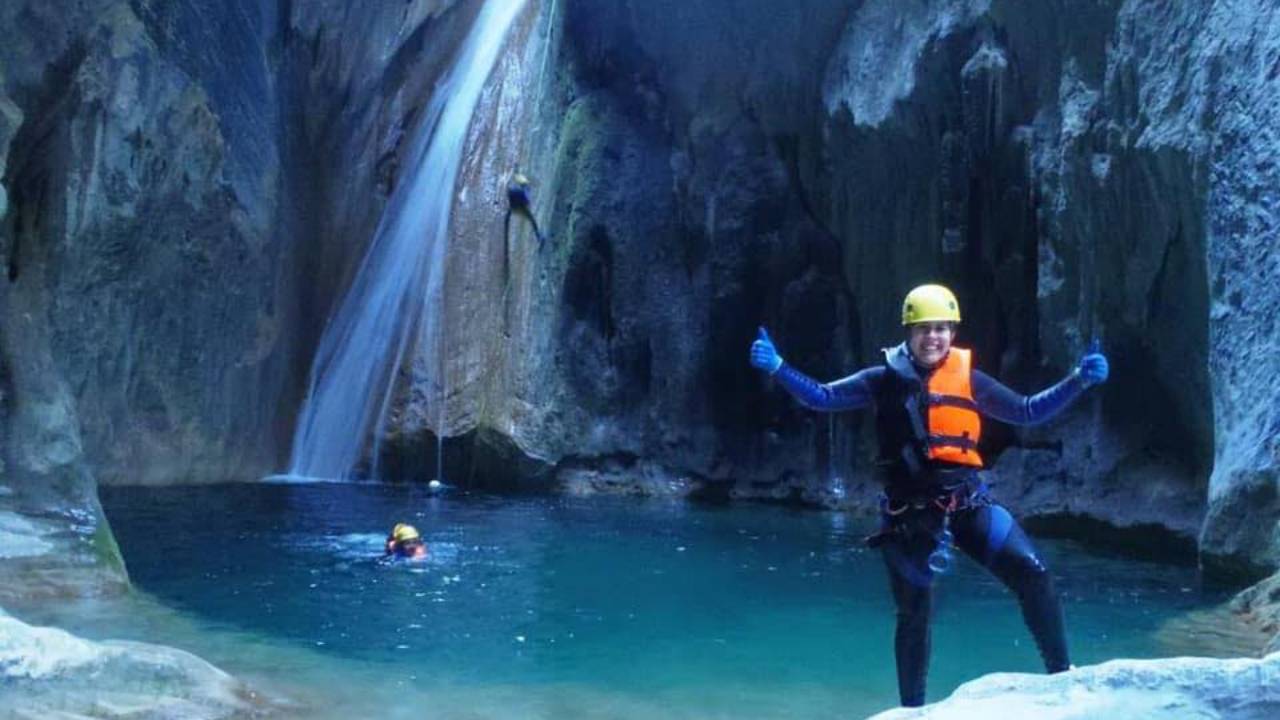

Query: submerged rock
[[0, 503, 127, 602], [869, 652, 1280, 720], [0, 609, 271, 719]]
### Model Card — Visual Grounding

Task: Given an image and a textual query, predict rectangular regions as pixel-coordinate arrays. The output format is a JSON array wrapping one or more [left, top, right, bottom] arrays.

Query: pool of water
[[23, 483, 1233, 717]]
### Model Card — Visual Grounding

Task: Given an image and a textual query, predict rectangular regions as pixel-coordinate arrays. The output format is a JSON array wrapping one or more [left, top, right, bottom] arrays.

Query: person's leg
[[503, 210, 513, 274], [954, 504, 1070, 672], [882, 533, 937, 706], [524, 209, 546, 244]]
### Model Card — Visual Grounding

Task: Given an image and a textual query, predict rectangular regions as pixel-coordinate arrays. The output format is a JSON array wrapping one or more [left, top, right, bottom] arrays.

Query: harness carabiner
[[927, 512, 955, 574]]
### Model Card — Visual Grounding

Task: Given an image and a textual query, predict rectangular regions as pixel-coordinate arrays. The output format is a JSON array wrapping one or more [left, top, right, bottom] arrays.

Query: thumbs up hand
[[1077, 338, 1109, 387], [750, 327, 784, 375]]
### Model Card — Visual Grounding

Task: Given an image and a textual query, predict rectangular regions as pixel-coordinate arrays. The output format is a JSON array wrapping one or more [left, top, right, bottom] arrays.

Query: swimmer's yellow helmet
[[391, 523, 420, 543]]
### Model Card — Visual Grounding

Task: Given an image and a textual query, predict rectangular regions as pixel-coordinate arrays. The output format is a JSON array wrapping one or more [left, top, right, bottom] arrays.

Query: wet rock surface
[[868, 652, 1280, 720], [1230, 572, 1280, 655], [1, 0, 287, 487], [0, 609, 271, 719], [0, 0, 289, 604], [383, 0, 869, 505]]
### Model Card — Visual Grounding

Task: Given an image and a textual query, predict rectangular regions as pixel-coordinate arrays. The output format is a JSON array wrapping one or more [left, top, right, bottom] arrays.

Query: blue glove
[[1077, 338, 1109, 386], [750, 327, 784, 375]]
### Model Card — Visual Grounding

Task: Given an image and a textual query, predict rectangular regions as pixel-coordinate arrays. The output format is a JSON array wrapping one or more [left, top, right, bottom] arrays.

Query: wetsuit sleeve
[[773, 363, 882, 411], [972, 369, 1088, 426]]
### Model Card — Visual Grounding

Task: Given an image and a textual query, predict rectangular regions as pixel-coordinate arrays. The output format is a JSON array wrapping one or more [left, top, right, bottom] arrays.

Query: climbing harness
[[926, 493, 958, 574], [868, 477, 993, 585]]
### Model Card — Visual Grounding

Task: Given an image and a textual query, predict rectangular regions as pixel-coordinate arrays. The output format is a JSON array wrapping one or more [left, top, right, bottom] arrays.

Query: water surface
[[36, 483, 1235, 718]]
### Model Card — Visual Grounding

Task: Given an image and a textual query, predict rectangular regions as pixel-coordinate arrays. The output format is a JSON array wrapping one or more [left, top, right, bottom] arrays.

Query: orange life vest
[[923, 348, 983, 467]]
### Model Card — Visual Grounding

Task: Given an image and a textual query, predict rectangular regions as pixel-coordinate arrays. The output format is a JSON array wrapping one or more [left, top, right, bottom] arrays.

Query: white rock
[[0, 610, 262, 719], [868, 653, 1280, 720], [0, 513, 53, 560]]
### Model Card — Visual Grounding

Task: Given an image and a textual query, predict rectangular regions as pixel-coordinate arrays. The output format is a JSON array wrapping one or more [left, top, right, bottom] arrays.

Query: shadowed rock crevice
[[563, 224, 616, 342]]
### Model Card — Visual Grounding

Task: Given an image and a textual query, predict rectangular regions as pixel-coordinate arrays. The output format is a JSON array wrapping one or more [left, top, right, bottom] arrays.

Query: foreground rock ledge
[[870, 653, 1280, 720], [0, 610, 271, 719]]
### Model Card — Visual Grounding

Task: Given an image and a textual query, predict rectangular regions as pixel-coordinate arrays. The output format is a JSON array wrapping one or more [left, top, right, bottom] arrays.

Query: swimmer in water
[[384, 523, 428, 560]]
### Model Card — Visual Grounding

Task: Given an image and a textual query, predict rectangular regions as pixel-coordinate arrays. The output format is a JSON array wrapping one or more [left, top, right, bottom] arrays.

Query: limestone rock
[[362, 0, 1280, 573], [869, 652, 1280, 720], [1203, 470, 1280, 579], [823, 0, 991, 126], [0, 92, 21, 223], [381, 0, 864, 503], [1230, 571, 1280, 655], [0, 0, 287, 487], [0, 610, 270, 719], [1194, 0, 1280, 575]]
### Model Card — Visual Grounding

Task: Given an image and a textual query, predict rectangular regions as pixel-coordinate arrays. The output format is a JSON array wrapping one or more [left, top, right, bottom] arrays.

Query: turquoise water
[[42, 484, 1230, 717]]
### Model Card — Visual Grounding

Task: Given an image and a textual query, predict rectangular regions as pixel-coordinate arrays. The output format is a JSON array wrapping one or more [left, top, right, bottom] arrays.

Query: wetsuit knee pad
[[982, 504, 1014, 565], [992, 528, 1052, 584]]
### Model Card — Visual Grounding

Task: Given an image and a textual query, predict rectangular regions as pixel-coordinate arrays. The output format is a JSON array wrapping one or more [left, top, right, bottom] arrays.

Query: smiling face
[[908, 321, 955, 368]]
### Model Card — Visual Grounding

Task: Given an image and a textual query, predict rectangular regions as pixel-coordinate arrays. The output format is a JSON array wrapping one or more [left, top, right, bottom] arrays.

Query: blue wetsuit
[[506, 179, 545, 244], [774, 350, 1085, 423], [773, 342, 1084, 707]]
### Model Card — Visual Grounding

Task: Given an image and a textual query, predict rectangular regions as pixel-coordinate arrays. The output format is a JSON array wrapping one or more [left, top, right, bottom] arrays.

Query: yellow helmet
[[511, 172, 530, 186], [391, 523, 420, 543], [901, 284, 961, 325]]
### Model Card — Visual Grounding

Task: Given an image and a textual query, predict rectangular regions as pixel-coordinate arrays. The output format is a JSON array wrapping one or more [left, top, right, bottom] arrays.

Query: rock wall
[[807, 0, 1223, 541], [1, 0, 286, 597], [1192, 1, 1280, 579], [0, 0, 490, 596], [1, 1, 286, 489], [330, 0, 1280, 587], [382, 0, 870, 506], [386, 0, 1280, 580], [1230, 571, 1280, 656]]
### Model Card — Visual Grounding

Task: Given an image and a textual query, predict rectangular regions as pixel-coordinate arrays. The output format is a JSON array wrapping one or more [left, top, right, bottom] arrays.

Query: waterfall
[[284, 0, 528, 482]]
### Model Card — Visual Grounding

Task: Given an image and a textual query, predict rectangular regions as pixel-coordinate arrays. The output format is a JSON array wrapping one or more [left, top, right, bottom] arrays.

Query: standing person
[[749, 284, 1109, 707]]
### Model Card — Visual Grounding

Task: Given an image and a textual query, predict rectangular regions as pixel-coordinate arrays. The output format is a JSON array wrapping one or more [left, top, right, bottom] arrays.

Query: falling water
[[285, 0, 529, 482], [827, 413, 846, 502]]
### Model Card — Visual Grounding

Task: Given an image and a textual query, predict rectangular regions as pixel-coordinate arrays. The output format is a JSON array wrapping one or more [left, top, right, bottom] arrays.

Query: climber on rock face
[[505, 171, 546, 245], [750, 284, 1109, 707]]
